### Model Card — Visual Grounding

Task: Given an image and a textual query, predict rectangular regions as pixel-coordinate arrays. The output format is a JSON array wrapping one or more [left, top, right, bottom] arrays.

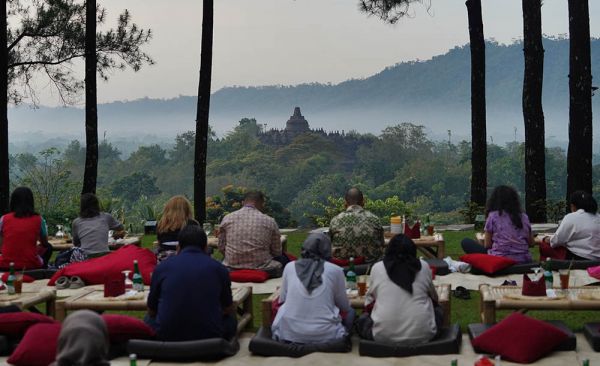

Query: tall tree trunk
[[466, 0, 487, 207], [566, 0, 593, 200], [522, 0, 546, 222], [82, 0, 98, 194], [0, 0, 8, 214], [194, 0, 213, 222]]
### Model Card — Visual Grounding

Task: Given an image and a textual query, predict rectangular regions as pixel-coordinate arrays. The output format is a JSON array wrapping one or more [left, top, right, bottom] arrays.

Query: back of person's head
[[79, 193, 101, 219], [344, 187, 364, 206], [177, 224, 207, 250], [486, 185, 523, 229], [570, 190, 598, 214], [9, 187, 36, 218], [243, 190, 265, 205], [54, 310, 109, 366], [383, 234, 422, 294], [385, 234, 417, 259], [157, 195, 194, 233]]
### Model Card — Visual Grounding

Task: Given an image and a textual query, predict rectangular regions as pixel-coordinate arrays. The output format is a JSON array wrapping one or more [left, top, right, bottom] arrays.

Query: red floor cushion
[[0, 312, 55, 338], [102, 314, 156, 343], [329, 256, 366, 267], [230, 269, 269, 283], [471, 313, 568, 363], [7, 323, 61, 366], [460, 253, 516, 275], [48, 245, 156, 286], [0, 273, 35, 283]]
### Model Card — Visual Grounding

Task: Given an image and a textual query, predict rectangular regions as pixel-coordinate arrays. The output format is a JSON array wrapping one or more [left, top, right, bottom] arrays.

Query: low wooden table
[[479, 283, 600, 324], [385, 235, 445, 259], [0, 288, 56, 317], [54, 286, 253, 333], [476, 232, 547, 245], [49, 237, 142, 252], [261, 284, 451, 328], [207, 235, 288, 253]]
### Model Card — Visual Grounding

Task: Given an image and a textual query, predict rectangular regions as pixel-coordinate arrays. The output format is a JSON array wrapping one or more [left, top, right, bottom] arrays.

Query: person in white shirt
[[271, 233, 354, 344], [543, 191, 600, 260], [357, 234, 441, 345]]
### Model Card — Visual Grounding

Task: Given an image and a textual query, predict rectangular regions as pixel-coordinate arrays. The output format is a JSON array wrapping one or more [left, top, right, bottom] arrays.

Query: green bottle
[[129, 353, 137, 366], [132, 260, 144, 292], [582, 359, 589, 366], [346, 257, 357, 290], [6, 262, 15, 295], [450, 360, 457, 366]]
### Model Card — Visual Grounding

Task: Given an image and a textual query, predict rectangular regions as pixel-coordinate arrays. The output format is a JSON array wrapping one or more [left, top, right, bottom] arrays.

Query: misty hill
[[9, 37, 600, 147]]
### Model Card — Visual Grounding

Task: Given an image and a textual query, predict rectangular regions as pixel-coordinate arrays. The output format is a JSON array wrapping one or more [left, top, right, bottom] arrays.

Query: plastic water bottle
[[6, 262, 15, 295], [543, 257, 553, 289], [346, 257, 357, 290]]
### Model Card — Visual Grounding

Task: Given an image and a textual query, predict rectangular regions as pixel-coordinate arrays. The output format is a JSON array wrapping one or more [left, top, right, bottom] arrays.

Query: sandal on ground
[[452, 286, 471, 300], [55, 276, 71, 290], [69, 276, 85, 289]]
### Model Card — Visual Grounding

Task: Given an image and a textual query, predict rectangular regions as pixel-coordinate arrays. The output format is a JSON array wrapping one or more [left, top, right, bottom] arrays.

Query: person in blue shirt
[[145, 224, 237, 341]]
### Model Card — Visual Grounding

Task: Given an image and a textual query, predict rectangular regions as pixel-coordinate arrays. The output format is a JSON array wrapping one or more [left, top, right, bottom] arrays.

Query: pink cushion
[[0, 312, 55, 338], [230, 269, 269, 283], [7, 323, 61, 366], [587, 265, 600, 280], [102, 314, 156, 342], [459, 253, 517, 274], [472, 313, 568, 363], [48, 245, 156, 286]]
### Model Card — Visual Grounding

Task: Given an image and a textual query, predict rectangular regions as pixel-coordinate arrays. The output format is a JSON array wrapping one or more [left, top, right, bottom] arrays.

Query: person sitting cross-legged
[[357, 234, 441, 345], [145, 225, 237, 341], [329, 187, 384, 262], [271, 233, 354, 344], [218, 190, 286, 277]]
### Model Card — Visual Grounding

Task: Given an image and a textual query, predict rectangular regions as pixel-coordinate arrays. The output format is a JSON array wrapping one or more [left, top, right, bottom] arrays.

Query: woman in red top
[[0, 187, 52, 269]]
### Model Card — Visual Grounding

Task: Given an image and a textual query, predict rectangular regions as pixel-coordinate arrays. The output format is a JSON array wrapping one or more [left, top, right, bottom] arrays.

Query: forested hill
[[9, 38, 600, 145]]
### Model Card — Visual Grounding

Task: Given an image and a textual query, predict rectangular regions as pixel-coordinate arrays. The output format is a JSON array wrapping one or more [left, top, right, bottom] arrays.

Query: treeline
[[8, 118, 598, 230]]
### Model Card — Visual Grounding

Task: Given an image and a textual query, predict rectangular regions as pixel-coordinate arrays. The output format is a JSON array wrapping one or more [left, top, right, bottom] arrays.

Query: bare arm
[[484, 231, 492, 249]]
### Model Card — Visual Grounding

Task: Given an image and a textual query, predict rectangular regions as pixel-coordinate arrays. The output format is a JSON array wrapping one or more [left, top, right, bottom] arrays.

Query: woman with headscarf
[[271, 233, 354, 344], [51, 310, 110, 366], [357, 234, 439, 345]]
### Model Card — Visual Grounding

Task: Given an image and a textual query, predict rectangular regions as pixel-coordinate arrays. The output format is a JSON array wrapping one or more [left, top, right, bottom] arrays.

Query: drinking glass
[[55, 225, 65, 239], [559, 269, 570, 290], [122, 270, 133, 289], [203, 223, 213, 237]]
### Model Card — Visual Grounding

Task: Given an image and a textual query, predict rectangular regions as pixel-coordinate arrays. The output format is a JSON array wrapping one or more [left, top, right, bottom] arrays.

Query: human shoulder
[[324, 261, 344, 275]]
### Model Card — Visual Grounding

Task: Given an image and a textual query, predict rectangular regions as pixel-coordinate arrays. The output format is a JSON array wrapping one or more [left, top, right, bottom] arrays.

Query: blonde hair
[[157, 195, 195, 233]]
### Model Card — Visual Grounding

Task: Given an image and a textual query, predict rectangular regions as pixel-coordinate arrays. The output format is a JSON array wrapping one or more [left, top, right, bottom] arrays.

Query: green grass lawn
[[138, 230, 599, 332]]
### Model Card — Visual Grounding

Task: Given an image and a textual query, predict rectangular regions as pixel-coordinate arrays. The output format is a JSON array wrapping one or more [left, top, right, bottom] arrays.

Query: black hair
[[9, 187, 37, 218], [345, 187, 364, 205], [485, 185, 524, 229], [244, 190, 265, 203], [569, 190, 598, 214], [80, 193, 101, 218], [178, 224, 207, 250]]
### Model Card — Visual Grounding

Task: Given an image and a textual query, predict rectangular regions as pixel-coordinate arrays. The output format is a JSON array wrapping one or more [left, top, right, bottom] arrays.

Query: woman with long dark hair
[[71, 193, 123, 257], [461, 185, 534, 263], [357, 234, 439, 344], [0, 187, 52, 269], [542, 191, 600, 260]]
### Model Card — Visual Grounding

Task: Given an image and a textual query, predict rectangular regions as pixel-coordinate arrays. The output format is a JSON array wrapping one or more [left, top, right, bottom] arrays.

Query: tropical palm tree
[[194, 0, 214, 222], [465, 0, 486, 208], [566, 0, 593, 199], [82, 0, 98, 194], [522, 0, 546, 222]]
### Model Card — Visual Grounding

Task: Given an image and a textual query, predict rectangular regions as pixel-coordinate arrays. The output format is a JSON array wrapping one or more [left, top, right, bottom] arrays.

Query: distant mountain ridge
[[9, 37, 600, 146]]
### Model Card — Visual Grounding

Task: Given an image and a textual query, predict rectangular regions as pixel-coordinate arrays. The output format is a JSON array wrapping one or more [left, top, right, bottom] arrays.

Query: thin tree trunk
[[194, 0, 213, 222], [466, 0, 487, 207], [0, 0, 8, 215], [566, 0, 593, 200], [82, 0, 98, 194], [522, 0, 546, 222]]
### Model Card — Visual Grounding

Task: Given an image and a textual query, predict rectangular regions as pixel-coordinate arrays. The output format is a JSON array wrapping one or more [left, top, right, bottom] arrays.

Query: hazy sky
[[40, 0, 600, 105]]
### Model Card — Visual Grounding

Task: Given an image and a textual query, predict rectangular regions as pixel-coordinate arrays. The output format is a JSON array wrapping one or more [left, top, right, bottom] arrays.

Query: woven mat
[[86, 290, 145, 301]]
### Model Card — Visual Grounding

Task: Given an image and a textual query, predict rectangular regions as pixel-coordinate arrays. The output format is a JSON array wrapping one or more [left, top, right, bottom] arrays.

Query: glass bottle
[[132, 260, 144, 292], [6, 262, 15, 295], [543, 257, 553, 289], [346, 257, 357, 290], [129, 353, 138, 366]]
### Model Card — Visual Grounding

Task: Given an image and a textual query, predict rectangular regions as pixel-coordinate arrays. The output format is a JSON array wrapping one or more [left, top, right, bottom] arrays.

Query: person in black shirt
[[156, 195, 199, 262], [146, 225, 237, 341]]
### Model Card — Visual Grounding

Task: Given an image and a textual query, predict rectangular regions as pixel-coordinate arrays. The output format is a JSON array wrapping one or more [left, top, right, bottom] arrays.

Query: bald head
[[345, 188, 364, 207]]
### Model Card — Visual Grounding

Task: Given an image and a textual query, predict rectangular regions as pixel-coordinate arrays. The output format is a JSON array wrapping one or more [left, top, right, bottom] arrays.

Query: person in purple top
[[462, 185, 534, 263]]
